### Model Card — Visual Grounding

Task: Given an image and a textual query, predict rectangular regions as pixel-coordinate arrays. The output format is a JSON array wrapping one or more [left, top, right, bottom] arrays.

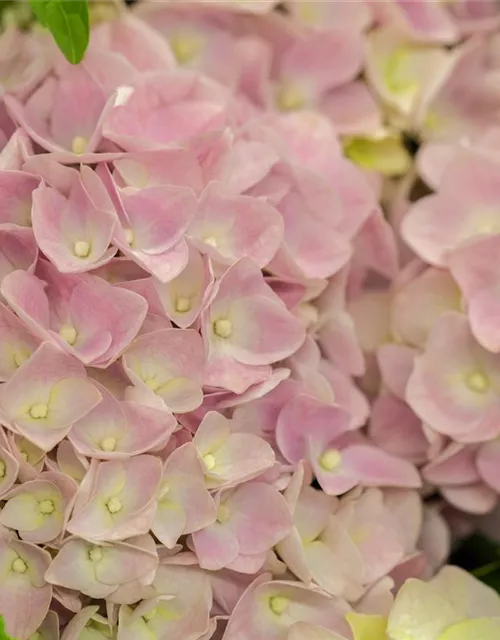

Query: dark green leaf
[[449, 533, 500, 595], [30, 0, 89, 64], [449, 533, 500, 572]]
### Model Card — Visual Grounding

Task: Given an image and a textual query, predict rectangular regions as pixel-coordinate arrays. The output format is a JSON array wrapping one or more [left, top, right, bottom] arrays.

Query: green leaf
[[0, 615, 16, 640], [29, 0, 49, 26], [31, 0, 90, 64]]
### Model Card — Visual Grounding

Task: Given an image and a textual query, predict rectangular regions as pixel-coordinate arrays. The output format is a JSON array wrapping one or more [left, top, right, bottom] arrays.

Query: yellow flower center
[[466, 371, 490, 394], [276, 82, 306, 112], [203, 236, 218, 248], [318, 448, 342, 471], [175, 297, 191, 313], [269, 596, 289, 616], [0, 459, 5, 479], [145, 377, 161, 392], [29, 403, 48, 420], [73, 240, 91, 258], [39, 499, 55, 515], [202, 453, 216, 471], [106, 497, 123, 514], [71, 136, 87, 155], [170, 32, 203, 65], [217, 504, 231, 524], [124, 228, 134, 246], [89, 546, 103, 563], [12, 557, 27, 573], [213, 318, 232, 339], [13, 351, 28, 368], [100, 436, 117, 452], [29, 632, 42, 640], [59, 324, 78, 346]]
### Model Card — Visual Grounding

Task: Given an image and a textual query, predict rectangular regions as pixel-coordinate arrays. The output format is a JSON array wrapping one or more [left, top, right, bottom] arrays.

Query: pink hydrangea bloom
[[1, 1, 500, 637]]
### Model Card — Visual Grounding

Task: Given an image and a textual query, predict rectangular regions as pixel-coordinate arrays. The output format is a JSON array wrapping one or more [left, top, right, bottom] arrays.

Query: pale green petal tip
[[343, 134, 412, 177]]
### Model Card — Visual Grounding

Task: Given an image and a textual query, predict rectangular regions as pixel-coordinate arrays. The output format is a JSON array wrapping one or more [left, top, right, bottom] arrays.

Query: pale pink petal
[[0, 539, 52, 640], [123, 328, 205, 413], [276, 394, 350, 464], [224, 482, 292, 555], [154, 442, 217, 548], [102, 70, 229, 152], [67, 455, 162, 542], [155, 245, 214, 329], [318, 360, 370, 429], [192, 521, 240, 570], [0, 301, 40, 381], [376, 344, 417, 399], [391, 267, 462, 348], [222, 577, 350, 640], [441, 483, 498, 514], [118, 185, 196, 255], [277, 31, 364, 102], [0, 170, 40, 227], [0, 342, 101, 450], [0, 226, 38, 285], [370, 394, 429, 464], [188, 184, 283, 268], [477, 439, 500, 492], [31, 177, 117, 273], [378, 0, 459, 43], [114, 148, 203, 192], [405, 312, 500, 442], [423, 443, 480, 486], [402, 150, 500, 266], [321, 81, 382, 135], [91, 14, 176, 72]]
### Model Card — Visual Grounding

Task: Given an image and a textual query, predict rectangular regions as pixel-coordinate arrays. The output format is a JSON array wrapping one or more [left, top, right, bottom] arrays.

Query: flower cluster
[[0, 0, 500, 638]]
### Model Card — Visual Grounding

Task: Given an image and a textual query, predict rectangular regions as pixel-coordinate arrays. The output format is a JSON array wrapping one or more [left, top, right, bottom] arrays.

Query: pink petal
[[91, 14, 176, 72], [67, 455, 162, 542], [276, 394, 350, 464], [341, 445, 422, 489], [31, 177, 117, 273], [0, 342, 101, 451], [441, 483, 498, 514], [192, 521, 240, 570], [118, 185, 196, 255], [0, 539, 52, 640], [225, 481, 292, 555], [369, 394, 429, 464], [154, 443, 216, 548], [279, 31, 363, 98], [477, 439, 500, 492], [0, 170, 40, 226], [102, 70, 228, 151], [423, 443, 480, 486], [405, 312, 500, 442], [0, 226, 38, 284], [0, 301, 40, 381], [123, 328, 205, 413], [113, 148, 204, 192], [155, 245, 214, 329], [189, 184, 283, 268]]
